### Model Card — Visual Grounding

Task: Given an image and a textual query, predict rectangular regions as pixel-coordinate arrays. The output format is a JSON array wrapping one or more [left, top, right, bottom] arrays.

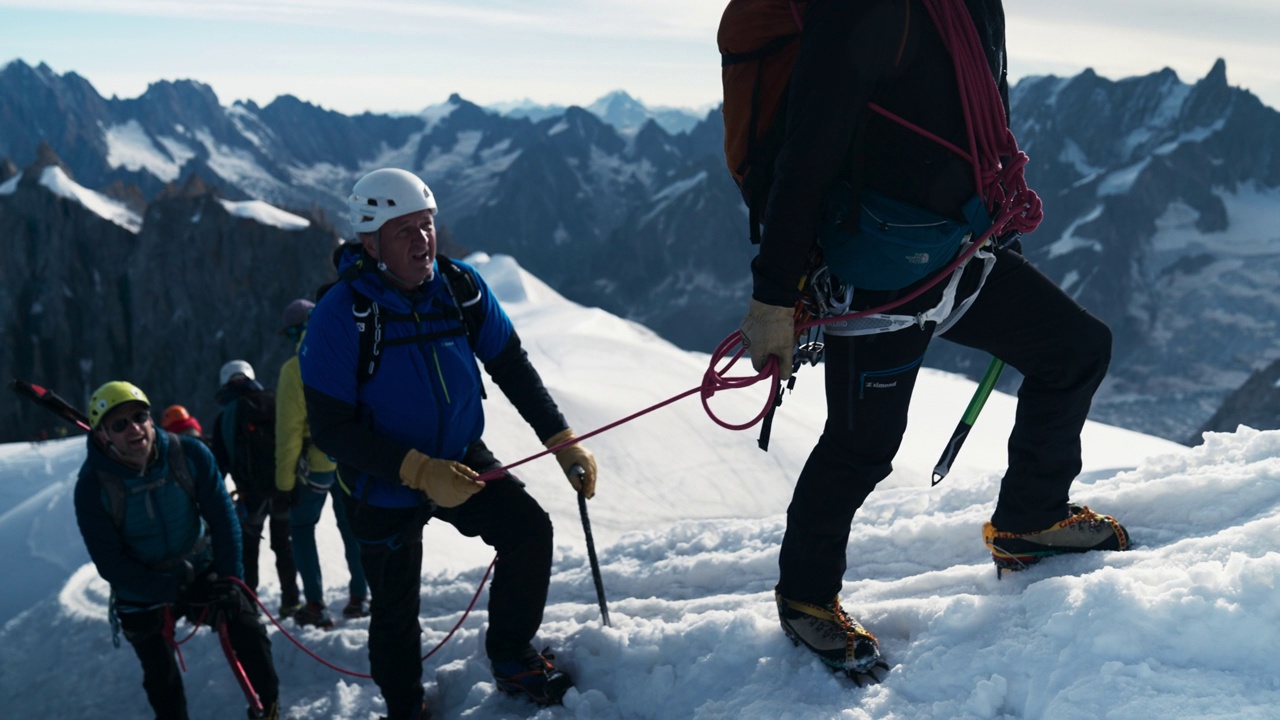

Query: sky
[[1, 1, 1278, 115], [4, 252, 1279, 718]]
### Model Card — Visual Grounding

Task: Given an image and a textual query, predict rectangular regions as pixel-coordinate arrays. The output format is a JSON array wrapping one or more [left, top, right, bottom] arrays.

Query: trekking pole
[[572, 465, 610, 627], [931, 356, 1005, 486], [9, 379, 92, 432], [216, 619, 264, 717]]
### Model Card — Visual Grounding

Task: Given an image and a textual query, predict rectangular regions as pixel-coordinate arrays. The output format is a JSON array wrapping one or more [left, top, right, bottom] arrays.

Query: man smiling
[[74, 381, 280, 719]]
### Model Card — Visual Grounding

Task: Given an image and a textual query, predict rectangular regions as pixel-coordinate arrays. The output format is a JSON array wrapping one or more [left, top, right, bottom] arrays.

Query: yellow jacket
[[276, 340, 336, 492]]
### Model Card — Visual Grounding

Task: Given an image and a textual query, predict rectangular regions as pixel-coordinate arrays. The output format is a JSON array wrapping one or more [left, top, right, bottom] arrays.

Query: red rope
[[473, 338, 783, 485], [472, 204, 1011, 484], [206, 567, 495, 679], [919, 0, 1042, 235], [161, 604, 189, 672]]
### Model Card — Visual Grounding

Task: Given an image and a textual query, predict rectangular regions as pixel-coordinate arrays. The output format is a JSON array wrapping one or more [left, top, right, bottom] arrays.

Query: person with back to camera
[[275, 297, 369, 628], [733, 0, 1129, 677], [211, 360, 302, 619]]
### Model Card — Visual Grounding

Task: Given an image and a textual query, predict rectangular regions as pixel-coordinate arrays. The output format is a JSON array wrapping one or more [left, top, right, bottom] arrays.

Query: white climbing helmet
[[219, 359, 255, 387], [348, 168, 437, 235]]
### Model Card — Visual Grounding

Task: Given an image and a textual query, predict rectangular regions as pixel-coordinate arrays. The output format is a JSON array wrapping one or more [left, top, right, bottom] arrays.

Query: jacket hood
[[215, 377, 266, 406], [335, 243, 447, 312]]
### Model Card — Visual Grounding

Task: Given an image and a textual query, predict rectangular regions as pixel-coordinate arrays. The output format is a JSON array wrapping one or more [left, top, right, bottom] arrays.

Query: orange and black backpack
[[718, 0, 811, 244]]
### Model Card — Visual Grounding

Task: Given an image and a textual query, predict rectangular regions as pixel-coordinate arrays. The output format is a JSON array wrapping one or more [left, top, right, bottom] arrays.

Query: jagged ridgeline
[[0, 147, 341, 442], [2, 57, 1280, 443]]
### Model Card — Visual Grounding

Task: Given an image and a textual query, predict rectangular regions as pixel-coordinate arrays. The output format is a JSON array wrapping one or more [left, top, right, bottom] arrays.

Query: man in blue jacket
[[300, 168, 598, 718], [74, 381, 279, 719]]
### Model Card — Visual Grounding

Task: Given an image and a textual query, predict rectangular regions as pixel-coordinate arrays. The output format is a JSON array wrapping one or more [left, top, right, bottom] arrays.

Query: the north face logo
[[906, 253, 930, 264]]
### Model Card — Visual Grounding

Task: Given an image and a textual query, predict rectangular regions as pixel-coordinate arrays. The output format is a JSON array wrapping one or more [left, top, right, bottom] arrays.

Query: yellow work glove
[[398, 449, 484, 508], [740, 298, 796, 380], [545, 428, 597, 499]]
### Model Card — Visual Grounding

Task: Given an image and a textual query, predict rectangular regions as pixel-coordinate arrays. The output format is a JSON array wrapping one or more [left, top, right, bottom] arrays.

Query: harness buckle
[[793, 341, 825, 373]]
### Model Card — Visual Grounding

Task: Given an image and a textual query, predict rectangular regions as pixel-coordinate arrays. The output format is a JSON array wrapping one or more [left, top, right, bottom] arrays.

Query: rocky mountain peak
[[156, 172, 216, 201], [138, 78, 222, 111], [24, 140, 73, 179], [558, 105, 619, 146], [1183, 58, 1234, 125], [1202, 57, 1229, 92], [262, 93, 324, 116], [1, 59, 59, 89], [1194, 356, 1280, 442], [100, 179, 147, 215]]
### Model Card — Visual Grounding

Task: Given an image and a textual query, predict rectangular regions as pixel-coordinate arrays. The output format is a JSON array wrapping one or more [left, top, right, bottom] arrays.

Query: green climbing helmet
[[87, 381, 150, 430]]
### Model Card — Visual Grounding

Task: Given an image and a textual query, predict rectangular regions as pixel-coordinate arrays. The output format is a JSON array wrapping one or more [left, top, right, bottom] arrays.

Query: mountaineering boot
[[776, 591, 883, 677], [278, 600, 303, 620], [983, 504, 1129, 575], [342, 595, 370, 619], [293, 601, 335, 629], [491, 646, 574, 705]]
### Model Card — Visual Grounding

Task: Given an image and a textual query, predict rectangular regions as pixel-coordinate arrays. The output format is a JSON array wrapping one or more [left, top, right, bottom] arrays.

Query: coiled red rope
[[864, 0, 1042, 238]]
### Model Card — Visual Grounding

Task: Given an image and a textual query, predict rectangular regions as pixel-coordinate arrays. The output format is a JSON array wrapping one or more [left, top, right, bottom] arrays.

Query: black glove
[[186, 574, 246, 627], [268, 492, 292, 521]]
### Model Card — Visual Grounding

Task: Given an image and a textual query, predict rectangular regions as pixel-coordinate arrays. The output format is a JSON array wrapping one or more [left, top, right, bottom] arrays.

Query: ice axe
[[217, 618, 265, 717], [9, 379, 92, 432], [572, 464, 610, 627], [932, 356, 1005, 485]]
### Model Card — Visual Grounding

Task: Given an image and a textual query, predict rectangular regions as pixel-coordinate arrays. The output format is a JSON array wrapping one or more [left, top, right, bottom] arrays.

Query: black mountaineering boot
[[491, 646, 574, 705]]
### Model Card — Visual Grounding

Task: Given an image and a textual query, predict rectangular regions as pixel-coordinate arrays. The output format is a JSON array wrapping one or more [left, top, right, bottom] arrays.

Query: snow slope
[[4, 254, 1276, 719]]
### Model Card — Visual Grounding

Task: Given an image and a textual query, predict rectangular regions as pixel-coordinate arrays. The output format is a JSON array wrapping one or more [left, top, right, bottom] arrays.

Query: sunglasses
[[107, 410, 152, 434]]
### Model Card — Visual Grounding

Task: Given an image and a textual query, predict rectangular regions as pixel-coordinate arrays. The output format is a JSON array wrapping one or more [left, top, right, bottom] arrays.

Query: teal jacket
[[74, 431, 243, 605]]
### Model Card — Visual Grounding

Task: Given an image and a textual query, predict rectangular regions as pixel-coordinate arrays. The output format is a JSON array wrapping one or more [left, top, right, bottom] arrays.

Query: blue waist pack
[[820, 189, 992, 291]]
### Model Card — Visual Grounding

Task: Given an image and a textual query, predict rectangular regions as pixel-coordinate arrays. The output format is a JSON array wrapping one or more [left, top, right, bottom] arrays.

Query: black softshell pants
[[118, 588, 278, 720], [777, 247, 1112, 603], [240, 488, 300, 611], [344, 442, 554, 720]]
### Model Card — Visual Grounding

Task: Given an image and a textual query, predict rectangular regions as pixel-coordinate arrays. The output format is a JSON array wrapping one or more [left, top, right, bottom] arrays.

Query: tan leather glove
[[740, 298, 796, 380], [398, 449, 484, 508], [545, 428, 597, 499]]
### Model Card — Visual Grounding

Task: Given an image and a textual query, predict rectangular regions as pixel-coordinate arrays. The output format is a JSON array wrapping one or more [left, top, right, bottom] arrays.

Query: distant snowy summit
[[483, 89, 713, 135]]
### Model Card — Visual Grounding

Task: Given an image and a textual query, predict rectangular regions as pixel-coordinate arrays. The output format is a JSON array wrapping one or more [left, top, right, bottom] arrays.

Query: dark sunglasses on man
[[108, 410, 152, 434]]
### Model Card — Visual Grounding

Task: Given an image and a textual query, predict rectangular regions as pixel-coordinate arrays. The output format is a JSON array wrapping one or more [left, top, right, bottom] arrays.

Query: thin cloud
[[0, 0, 721, 41], [2, 0, 1275, 111]]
